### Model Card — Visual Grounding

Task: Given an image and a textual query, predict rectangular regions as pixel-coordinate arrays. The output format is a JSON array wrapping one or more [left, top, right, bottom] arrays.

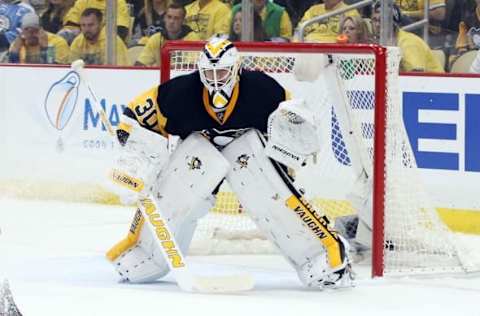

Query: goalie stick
[[70, 60, 254, 293]]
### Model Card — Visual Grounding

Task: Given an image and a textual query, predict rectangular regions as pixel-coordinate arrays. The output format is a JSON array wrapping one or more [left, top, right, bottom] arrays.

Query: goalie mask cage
[[161, 41, 480, 278]]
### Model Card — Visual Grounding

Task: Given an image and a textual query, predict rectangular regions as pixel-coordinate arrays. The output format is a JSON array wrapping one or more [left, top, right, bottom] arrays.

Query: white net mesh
[[379, 49, 480, 274], [164, 43, 480, 276], [331, 49, 480, 274]]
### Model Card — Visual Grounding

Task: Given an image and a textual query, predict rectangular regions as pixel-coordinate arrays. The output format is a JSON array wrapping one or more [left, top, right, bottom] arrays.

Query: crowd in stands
[[1, 0, 480, 73]]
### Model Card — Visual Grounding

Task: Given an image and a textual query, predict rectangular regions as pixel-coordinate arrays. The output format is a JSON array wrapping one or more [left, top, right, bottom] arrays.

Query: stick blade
[[191, 274, 255, 293]]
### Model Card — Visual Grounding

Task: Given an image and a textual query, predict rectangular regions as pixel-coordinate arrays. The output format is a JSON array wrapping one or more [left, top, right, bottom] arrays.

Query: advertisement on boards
[[0, 66, 479, 228], [0, 65, 159, 200]]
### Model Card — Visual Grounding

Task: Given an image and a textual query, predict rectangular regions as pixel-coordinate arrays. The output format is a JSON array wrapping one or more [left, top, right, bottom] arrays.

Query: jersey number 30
[[134, 98, 158, 129]]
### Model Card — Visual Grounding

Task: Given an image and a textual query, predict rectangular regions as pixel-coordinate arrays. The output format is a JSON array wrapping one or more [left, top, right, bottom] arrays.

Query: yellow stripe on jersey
[[118, 121, 133, 134], [202, 83, 240, 124], [125, 86, 168, 136]]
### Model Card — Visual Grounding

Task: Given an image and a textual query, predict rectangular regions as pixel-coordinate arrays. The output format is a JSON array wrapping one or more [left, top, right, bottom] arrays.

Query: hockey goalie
[[105, 37, 354, 290]]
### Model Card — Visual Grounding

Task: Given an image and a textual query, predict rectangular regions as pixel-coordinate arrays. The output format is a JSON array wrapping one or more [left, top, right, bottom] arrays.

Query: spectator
[[337, 15, 372, 43], [442, 0, 462, 34], [231, 0, 292, 41], [126, 0, 145, 18], [58, 0, 131, 43], [395, 0, 446, 23], [228, 8, 266, 41], [69, 8, 129, 65], [371, 2, 444, 72], [395, 0, 447, 48], [26, 0, 48, 13], [469, 48, 480, 73], [184, 0, 231, 40], [136, 3, 199, 66], [0, 0, 34, 52], [8, 12, 69, 64], [298, 0, 359, 43], [40, 0, 75, 34], [344, 0, 374, 16], [133, 0, 169, 42], [274, 0, 319, 27], [176, 0, 195, 5], [456, 0, 480, 53]]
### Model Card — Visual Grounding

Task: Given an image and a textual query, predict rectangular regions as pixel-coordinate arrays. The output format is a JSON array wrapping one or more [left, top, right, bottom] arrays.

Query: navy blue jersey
[[120, 70, 287, 147]]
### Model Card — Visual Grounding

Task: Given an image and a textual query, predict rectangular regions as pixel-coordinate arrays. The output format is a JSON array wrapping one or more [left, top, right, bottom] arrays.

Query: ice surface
[[0, 198, 478, 316]]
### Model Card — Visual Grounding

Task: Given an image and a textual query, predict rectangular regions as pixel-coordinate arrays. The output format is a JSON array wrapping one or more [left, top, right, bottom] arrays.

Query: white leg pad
[[222, 130, 352, 288], [109, 204, 204, 283], [107, 133, 229, 283]]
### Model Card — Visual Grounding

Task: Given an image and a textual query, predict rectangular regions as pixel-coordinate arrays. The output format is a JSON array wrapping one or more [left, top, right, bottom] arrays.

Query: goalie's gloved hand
[[265, 98, 321, 170]]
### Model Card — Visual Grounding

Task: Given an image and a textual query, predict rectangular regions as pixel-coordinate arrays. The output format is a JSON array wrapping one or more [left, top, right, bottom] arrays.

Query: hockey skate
[[297, 236, 355, 290]]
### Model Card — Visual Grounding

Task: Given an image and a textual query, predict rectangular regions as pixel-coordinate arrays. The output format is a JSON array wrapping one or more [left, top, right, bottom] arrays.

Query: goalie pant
[[107, 131, 352, 288]]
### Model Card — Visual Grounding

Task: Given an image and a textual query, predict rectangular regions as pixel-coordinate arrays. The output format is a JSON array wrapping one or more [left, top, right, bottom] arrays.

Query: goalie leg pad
[[107, 133, 229, 282], [107, 200, 207, 283], [222, 130, 353, 289]]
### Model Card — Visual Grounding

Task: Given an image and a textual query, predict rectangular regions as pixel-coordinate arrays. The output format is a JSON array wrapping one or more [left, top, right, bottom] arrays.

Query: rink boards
[[0, 64, 479, 233]]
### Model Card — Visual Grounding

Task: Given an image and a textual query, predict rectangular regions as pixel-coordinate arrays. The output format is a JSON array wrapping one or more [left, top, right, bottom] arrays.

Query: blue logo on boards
[[330, 91, 480, 172], [43, 70, 81, 152], [403, 92, 480, 172], [44, 71, 80, 131], [83, 98, 125, 131]]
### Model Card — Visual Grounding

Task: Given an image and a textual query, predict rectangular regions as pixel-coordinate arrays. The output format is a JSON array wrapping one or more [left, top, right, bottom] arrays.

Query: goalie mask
[[198, 38, 241, 109]]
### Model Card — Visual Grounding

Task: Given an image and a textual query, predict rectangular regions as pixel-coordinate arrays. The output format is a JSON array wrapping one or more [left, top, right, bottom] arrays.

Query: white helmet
[[198, 37, 241, 109]]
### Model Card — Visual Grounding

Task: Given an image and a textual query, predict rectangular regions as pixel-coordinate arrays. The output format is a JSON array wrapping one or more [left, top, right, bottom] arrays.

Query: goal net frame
[[160, 41, 480, 279], [161, 41, 389, 277]]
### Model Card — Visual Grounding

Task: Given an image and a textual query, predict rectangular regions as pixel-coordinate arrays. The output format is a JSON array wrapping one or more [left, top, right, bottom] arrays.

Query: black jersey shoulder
[[239, 70, 286, 99], [156, 71, 203, 117], [159, 71, 201, 91]]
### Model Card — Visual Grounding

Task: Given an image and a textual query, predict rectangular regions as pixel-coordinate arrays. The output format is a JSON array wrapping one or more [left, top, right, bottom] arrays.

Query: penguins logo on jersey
[[236, 154, 250, 169], [187, 156, 202, 170]]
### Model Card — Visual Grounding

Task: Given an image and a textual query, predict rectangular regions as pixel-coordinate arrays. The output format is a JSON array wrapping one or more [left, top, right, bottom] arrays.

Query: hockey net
[[161, 41, 480, 277]]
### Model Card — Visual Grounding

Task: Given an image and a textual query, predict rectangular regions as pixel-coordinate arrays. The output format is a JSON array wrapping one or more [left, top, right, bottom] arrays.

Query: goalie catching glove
[[265, 98, 321, 169]]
